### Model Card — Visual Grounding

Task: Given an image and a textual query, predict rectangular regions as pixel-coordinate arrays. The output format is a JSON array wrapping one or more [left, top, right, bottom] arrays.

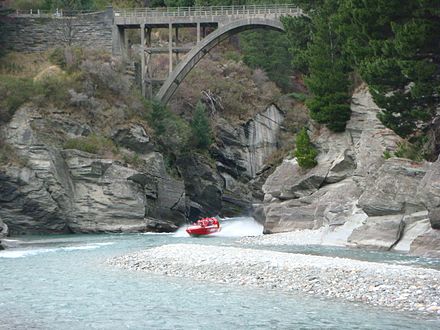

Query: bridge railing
[[12, 9, 103, 18], [114, 4, 301, 18]]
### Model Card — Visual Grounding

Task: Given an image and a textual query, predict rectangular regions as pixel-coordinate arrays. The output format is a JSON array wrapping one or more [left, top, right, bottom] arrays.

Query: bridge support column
[[112, 25, 126, 58], [169, 23, 173, 74], [140, 23, 146, 97], [175, 27, 180, 62], [197, 22, 200, 43]]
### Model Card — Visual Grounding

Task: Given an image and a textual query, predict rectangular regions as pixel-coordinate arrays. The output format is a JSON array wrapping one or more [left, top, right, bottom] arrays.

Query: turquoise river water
[[1, 219, 440, 329]]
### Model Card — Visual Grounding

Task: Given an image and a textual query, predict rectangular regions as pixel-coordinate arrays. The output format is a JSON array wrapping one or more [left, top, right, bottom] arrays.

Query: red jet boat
[[186, 217, 221, 237]]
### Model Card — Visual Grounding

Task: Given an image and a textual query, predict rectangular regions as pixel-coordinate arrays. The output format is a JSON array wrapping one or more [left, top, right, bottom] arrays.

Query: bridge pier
[[140, 23, 146, 97], [112, 25, 126, 58], [169, 23, 173, 74], [112, 4, 300, 102]]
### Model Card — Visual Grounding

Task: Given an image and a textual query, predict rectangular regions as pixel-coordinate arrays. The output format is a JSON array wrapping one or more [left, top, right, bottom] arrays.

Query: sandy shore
[[108, 243, 440, 315]]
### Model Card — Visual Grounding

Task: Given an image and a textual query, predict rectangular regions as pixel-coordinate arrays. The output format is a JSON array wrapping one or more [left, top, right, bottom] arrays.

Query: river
[[1, 218, 439, 329]]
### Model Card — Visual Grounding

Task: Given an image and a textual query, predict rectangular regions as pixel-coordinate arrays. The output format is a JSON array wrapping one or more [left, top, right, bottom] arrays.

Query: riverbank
[[108, 243, 440, 315]]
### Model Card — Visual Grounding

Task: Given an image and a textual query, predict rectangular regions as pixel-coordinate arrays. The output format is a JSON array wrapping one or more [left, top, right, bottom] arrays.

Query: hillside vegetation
[[5, 0, 440, 163]]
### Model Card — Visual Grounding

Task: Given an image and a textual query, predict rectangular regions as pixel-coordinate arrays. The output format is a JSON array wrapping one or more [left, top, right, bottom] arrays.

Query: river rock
[[417, 156, 440, 229], [348, 215, 405, 250], [260, 87, 440, 255], [111, 124, 154, 153], [410, 229, 440, 258], [358, 158, 428, 216]]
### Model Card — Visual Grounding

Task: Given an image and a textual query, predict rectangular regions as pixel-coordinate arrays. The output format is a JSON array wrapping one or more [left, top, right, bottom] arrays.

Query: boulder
[[417, 156, 440, 229], [263, 178, 361, 234], [348, 215, 405, 250], [358, 158, 427, 216], [262, 158, 326, 199], [410, 229, 440, 258], [111, 124, 154, 153]]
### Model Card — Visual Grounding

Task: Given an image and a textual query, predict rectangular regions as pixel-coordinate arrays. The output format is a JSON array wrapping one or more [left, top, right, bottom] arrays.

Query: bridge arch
[[156, 18, 285, 104]]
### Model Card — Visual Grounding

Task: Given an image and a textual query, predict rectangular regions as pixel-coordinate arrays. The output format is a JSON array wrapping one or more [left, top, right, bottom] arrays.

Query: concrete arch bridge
[[112, 4, 303, 103]]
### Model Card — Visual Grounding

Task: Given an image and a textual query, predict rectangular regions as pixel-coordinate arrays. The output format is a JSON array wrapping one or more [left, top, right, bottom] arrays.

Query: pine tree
[[148, 100, 167, 136], [190, 101, 212, 150], [294, 128, 318, 168]]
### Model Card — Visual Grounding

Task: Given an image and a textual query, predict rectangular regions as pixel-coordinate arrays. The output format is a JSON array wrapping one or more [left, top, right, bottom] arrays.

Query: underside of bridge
[[112, 6, 299, 103]]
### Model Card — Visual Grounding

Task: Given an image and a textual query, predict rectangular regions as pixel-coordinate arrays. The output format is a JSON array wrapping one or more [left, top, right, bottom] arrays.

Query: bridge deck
[[114, 4, 302, 26]]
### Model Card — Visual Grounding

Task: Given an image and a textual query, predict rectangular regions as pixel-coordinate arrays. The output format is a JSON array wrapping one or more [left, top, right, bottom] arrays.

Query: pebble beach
[[108, 243, 440, 315]]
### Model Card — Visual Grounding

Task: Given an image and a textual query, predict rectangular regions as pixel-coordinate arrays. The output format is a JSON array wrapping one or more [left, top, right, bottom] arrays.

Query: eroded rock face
[[214, 104, 284, 179], [0, 107, 186, 234], [177, 153, 223, 220], [417, 156, 440, 229], [111, 124, 154, 153], [0, 218, 9, 238], [260, 87, 440, 256], [348, 215, 405, 250], [410, 229, 440, 258], [358, 159, 428, 216]]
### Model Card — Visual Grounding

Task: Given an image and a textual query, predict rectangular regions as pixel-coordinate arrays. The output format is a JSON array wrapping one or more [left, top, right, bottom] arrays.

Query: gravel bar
[[108, 244, 440, 314]]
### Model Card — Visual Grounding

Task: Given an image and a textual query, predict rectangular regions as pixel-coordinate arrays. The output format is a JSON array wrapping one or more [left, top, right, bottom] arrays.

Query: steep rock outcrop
[[259, 86, 440, 256], [417, 156, 440, 229], [0, 106, 186, 234], [213, 104, 284, 179], [177, 153, 224, 220]]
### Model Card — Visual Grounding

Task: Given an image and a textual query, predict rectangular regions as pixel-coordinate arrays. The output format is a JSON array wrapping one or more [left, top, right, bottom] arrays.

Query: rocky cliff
[[259, 87, 440, 257], [0, 99, 284, 236]]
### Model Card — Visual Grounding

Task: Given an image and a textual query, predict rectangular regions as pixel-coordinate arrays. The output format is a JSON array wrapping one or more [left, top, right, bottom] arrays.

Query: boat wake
[[0, 242, 115, 258], [174, 216, 263, 238]]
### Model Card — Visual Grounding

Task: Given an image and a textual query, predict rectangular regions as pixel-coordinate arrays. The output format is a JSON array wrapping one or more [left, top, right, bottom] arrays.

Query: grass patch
[[122, 152, 143, 169], [287, 92, 308, 102], [394, 141, 425, 162], [64, 134, 118, 156], [0, 76, 37, 124]]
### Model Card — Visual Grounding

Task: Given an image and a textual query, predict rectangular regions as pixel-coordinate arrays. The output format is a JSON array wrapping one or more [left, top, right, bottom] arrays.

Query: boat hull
[[186, 225, 220, 237]]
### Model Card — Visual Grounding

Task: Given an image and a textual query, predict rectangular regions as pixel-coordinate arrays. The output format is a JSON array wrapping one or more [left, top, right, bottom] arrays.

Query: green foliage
[[283, 1, 352, 132], [38, 75, 71, 105], [223, 50, 242, 63], [145, 99, 190, 155], [48, 48, 67, 69], [190, 101, 212, 150], [393, 141, 425, 162], [0, 76, 37, 124], [294, 128, 318, 168], [147, 100, 168, 136], [338, 0, 440, 138], [123, 152, 143, 168], [383, 150, 392, 160], [64, 134, 117, 155], [287, 92, 308, 102], [241, 30, 293, 92]]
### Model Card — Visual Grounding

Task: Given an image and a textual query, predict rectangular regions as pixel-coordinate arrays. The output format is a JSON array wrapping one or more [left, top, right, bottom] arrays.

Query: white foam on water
[[173, 226, 190, 237], [60, 242, 115, 251], [0, 248, 55, 259], [173, 216, 263, 238], [213, 217, 263, 237], [0, 242, 115, 258]]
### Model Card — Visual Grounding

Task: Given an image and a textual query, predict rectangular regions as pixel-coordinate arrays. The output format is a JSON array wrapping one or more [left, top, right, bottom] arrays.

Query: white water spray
[[173, 216, 263, 238]]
